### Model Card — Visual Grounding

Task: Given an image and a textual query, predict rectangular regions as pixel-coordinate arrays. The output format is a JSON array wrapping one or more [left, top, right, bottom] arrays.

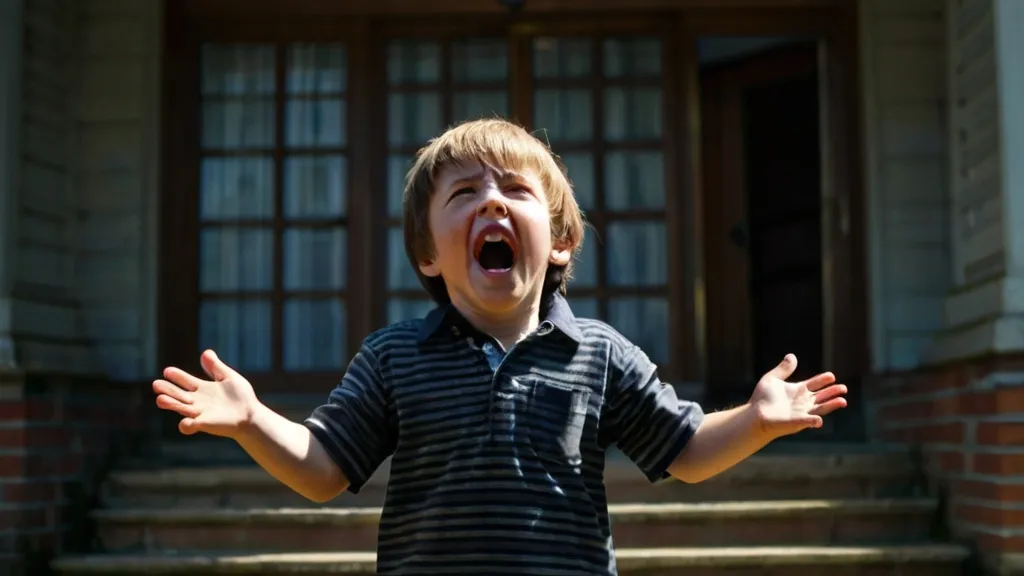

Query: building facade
[[0, 0, 1022, 572]]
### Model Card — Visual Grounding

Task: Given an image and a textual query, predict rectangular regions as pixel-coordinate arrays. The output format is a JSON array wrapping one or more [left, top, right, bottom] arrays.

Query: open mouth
[[473, 229, 517, 272]]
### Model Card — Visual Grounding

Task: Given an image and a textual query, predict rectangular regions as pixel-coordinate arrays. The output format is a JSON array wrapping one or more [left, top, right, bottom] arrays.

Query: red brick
[[926, 450, 965, 473], [887, 422, 964, 444], [956, 479, 1024, 502], [0, 428, 25, 449], [3, 481, 57, 504], [0, 455, 23, 478], [0, 402, 25, 421], [961, 388, 1024, 416], [977, 422, 1024, 445], [973, 453, 1024, 475], [974, 531, 1024, 553]]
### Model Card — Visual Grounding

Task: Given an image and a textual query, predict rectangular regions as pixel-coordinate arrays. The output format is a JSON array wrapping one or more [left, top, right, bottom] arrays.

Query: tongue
[[478, 242, 512, 271]]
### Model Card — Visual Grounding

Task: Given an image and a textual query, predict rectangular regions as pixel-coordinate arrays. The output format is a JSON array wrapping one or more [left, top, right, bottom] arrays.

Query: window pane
[[286, 99, 345, 147], [389, 93, 443, 147], [200, 228, 273, 292], [283, 228, 347, 291], [535, 89, 592, 143], [453, 90, 508, 121], [566, 297, 598, 320], [606, 222, 666, 287], [604, 88, 662, 141], [608, 297, 668, 364], [287, 44, 346, 93], [560, 152, 595, 210], [570, 229, 598, 288], [283, 156, 346, 219], [533, 38, 592, 79], [202, 100, 275, 149], [387, 155, 414, 218], [604, 151, 664, 210], [603, 38, 662, 78], [200, 157, 274, 220], [388, 41, 441, 85], [199, 300, 271, 371], [388, 227, 421, 290], [388, 299, 436, 324], [284, 299, 346, 370], [452, 39, 507, 83], [201, 45, 275, 96]]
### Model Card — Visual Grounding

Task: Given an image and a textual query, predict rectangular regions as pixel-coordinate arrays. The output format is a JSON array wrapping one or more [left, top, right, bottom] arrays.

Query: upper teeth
[[484, 233, 504, 243]]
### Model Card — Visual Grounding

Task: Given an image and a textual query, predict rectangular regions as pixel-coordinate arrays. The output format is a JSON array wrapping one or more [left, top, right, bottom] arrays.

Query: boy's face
[[419, 160, 571, 317]]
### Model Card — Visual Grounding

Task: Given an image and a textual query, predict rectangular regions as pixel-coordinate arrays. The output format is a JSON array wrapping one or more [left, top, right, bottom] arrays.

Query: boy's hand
[[152, 349, 260, 439], [749, 354, 848, 439]]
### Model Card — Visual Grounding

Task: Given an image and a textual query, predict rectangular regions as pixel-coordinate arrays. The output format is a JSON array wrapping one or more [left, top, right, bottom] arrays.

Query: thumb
[[769, 354, 798, 380], [179, 417, 201, 435], [200, 349, 237, 381]]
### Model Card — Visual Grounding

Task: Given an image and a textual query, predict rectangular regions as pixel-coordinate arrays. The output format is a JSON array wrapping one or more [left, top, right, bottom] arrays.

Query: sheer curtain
[[198, 43, 348, 373], [385, 39, 511, 324], [534, 37, 669, 364]]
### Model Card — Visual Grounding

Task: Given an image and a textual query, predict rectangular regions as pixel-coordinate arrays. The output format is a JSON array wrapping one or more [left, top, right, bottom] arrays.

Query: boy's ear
[[549, 237, 573, 267], [419, 259, 442, 278]]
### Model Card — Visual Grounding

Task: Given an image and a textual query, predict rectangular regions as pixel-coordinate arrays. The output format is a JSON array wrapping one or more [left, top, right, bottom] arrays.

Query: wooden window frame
[[160, 1, 865, 395]]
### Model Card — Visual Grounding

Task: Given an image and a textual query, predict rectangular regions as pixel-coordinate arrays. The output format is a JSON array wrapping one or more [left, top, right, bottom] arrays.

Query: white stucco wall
[[7, 0, 161, 380], [861, 0, 952, 372]]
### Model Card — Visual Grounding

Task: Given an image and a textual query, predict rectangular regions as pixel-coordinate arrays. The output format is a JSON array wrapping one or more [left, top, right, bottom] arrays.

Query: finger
[[200, 349, 238, 381], [768, 354, 798, 380], [809, 397, 848, 417], [153, 379, 194, 405], [155, 394, 200, 419], [803, 372, 837, 392], [178, 417, 200, 436], [162, 367, 204, 392], [813, 383, 848, 404]]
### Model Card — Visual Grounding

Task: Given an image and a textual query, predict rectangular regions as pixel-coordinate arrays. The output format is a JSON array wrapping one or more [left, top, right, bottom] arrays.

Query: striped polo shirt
[[305, 294, 705, 575]]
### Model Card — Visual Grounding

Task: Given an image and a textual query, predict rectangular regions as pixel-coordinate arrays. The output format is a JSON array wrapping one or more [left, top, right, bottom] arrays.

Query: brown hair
[[402, 118, 586, 304]]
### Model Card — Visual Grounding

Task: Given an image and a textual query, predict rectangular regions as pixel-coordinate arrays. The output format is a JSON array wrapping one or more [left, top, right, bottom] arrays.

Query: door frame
[[158, 1, 866, 395], [674, 6, 867, 388]]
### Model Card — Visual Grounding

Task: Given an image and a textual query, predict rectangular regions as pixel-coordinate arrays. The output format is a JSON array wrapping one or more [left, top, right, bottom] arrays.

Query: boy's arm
[[606, 347, 846, 485], [234, 404, 350, 503], [155, 346, 393, 504], [668, 354, 847, 483]]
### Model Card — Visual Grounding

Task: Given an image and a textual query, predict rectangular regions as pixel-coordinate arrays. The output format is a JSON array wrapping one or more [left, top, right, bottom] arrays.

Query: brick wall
[[0, 371, 146, 574], [872, 355, 1024, 567]]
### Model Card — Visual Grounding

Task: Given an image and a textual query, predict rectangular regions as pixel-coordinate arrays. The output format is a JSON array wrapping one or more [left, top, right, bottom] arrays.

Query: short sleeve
[[602, 344, 705, 483], [303, 343, 396, 493]]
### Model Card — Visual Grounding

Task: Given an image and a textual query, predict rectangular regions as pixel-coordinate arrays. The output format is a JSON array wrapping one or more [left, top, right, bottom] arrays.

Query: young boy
[[153, 119, 848, 575]]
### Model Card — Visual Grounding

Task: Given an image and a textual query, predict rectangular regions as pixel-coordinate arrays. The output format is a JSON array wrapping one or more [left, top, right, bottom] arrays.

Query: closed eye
[[447, 186, 475, 203]]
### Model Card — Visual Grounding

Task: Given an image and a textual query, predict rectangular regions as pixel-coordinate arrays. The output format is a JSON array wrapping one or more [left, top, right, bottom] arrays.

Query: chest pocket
[[524, 378, 591, 466]]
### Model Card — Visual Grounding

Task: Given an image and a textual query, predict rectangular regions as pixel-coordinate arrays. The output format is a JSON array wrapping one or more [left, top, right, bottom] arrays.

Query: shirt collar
[[416, 292, 583, 344]]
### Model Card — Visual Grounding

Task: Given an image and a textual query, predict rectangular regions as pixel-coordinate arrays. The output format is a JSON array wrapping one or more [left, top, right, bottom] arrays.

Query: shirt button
[[450, 326, 461, 337], [482, 342, 495, 354]]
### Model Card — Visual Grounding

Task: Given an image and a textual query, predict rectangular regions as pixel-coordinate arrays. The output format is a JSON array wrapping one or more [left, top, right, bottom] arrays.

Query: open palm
[[750, 354, 848, 438], [152, 350, 259, 438]]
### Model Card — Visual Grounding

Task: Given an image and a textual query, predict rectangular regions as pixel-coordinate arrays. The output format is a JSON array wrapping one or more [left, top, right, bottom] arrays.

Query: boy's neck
[[452, 298, 541, 352]]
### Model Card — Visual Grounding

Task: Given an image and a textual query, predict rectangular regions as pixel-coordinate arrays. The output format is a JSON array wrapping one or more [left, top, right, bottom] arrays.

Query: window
[[383, 38, 511, 323], [197, 43, 350, 373], [532, 37, 670, 365]]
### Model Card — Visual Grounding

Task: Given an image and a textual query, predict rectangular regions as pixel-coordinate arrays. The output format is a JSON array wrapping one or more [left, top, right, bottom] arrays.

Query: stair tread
[[92, 497, 939, 524], [52, 545, 971, 572], [109, 450, 917, 487]]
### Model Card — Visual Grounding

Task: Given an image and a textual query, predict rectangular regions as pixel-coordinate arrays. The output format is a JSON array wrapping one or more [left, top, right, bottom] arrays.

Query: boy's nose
[[477, 198, 508, 220]]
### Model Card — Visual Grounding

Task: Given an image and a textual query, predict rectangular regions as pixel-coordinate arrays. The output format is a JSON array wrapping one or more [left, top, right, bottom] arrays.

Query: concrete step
[[51, 545, 970, 575], [103, 449, 926, 508], [92, 498, 940, 553]]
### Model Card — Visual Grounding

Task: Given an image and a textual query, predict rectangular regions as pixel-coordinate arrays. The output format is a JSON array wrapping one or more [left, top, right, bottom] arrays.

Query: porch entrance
[[699, 39, 862, 440], [162, 2, 865, 441]]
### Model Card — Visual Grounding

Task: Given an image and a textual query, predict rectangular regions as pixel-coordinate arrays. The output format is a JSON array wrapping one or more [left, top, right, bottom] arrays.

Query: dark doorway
[[700, 40, 845, 439]]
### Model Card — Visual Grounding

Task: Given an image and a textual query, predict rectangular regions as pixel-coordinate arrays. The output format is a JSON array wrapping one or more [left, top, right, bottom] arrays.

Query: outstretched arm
[[154, 350, 349, 503], [667, 354, 847, 483]]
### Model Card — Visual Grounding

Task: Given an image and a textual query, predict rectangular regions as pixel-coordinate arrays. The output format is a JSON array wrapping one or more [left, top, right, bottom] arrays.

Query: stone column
[[925, 0, 1024, 364], [0, 0, 23, 370]]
